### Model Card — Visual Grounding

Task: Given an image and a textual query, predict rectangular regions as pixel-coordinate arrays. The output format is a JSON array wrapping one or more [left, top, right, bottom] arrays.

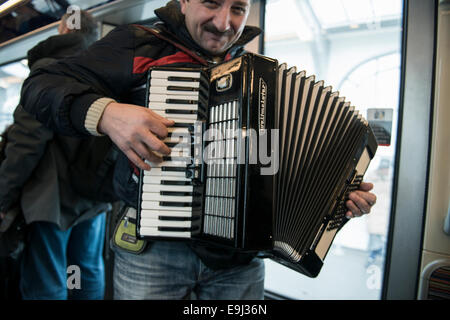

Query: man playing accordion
[[21, 0, 376, 300]]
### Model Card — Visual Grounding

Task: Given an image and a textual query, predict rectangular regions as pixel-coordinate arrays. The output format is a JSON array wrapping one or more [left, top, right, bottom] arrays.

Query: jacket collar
[[154, 0, 261, 62]]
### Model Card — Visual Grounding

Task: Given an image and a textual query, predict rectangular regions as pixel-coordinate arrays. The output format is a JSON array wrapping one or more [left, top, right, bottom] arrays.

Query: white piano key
[[145, 161, 190, 170], [144, 154, 190, 165], [149, 101, 201, 110], [169, 146, 191, 155], [141, 193, 192, 203], [149, 87, 200, 96], [150, 103, 199, 111], [150, 70, 202, 79], [139, 218, 193, 228], [142, 184, 193, 193], [139, 227, 192, 238], [143, 168, 187, 177], [149, 93, 199, 102], [159, 115, 198, 124], [140, 209, 193, 218], [150, 78, 200, 88], [141, 200, 192, 211], [153, 110, 199, 121], [142, 175, 191, 184], [163, 135, 190, 144], [167, 127, 190, 136]]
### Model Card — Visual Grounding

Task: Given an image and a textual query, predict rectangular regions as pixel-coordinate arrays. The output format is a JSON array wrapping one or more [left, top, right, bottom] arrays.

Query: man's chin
[[203, 42, 227, 56]]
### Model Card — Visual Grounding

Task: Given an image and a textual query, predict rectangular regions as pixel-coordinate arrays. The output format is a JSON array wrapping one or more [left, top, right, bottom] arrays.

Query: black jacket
[[21, 1, 262, 269], [0, 32, 110, 230]]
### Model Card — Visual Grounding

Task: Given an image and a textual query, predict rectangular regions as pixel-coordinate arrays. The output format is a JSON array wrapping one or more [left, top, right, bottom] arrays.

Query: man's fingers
[[359, 181, 374, 192], [345, 200, 360, 218], [125, 149, 151, 171], [139, 130, 171, 156], [151, 111, 175, 125], [147, 109, 175, 137], [133, 143, 165, 165], [347, 191, 373, 218], [352, 189, 377, 207], [146, 119, 174, 140]]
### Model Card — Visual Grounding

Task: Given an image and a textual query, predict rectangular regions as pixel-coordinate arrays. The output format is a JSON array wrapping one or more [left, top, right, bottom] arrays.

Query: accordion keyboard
[[138, 69, 207, 238]]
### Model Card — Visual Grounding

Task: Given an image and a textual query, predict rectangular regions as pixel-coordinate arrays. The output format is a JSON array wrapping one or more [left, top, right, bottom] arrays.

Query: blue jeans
[[19, 213, 106, 300], [112, 241, 265, 300]]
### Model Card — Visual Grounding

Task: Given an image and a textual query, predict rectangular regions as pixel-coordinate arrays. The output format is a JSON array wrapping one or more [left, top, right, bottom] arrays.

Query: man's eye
[[232, 6, 247, 15], [203, 0, 219, 7]]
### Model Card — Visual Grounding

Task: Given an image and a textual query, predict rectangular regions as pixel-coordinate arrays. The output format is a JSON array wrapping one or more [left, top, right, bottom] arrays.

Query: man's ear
[[58, 22, 70, 35], [179, 0, 187, 14]]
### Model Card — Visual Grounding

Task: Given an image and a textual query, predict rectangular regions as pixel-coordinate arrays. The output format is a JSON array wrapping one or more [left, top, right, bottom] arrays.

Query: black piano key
[[166, 98, 198, 105], [159, 201, 192, 207], [161, 180, 193, 186], [172, 123, 194, 130], [160, 191, 193, 196], [164, 142, 190, 148], [165, 109, 198, 115], [167, 76, 200, 82], [158, 216, 192, 221], [161, 166, 187, 172], [158, 215, 200, 221], [167, 85, 199, 92], [158, 226, 200, 232]]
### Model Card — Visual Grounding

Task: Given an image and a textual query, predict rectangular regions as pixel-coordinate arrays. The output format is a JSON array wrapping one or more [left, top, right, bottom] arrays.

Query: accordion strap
[[134, 25, 209, 66]]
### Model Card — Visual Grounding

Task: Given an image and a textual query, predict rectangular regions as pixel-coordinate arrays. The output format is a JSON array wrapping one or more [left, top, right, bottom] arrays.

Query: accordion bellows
[[136, 53, 378, 277]]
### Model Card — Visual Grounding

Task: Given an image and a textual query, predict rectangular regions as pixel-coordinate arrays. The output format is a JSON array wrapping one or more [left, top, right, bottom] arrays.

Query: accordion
[[136, 53, 378, 277]]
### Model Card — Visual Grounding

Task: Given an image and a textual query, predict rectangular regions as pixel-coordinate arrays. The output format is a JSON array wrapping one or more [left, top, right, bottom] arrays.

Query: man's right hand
[[97, 102, 175, 170]]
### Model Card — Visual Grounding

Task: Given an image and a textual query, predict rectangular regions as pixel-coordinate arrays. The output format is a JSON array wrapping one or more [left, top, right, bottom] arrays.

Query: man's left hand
[[345, 182, 377, 218]]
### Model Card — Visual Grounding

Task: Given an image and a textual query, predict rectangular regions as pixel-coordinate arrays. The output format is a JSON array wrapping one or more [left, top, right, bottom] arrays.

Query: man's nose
[[213, 7, 231, 32]]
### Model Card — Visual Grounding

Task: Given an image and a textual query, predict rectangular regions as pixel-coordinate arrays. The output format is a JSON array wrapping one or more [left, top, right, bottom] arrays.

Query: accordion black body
[[136, 53, 378, 277]]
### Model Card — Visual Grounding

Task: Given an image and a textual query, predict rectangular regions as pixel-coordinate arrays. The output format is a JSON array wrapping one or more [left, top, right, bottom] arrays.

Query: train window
[[0, 0, 115, 45], [0, 59, 29, 133], [263, 0, 403, 299]]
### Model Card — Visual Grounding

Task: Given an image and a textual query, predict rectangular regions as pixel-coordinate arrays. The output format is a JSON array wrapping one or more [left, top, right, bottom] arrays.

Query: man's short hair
[[61, 9, 98, 42]]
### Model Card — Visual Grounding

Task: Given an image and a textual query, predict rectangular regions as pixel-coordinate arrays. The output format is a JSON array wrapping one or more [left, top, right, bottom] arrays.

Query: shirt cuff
[[84, 97, 116, 136]]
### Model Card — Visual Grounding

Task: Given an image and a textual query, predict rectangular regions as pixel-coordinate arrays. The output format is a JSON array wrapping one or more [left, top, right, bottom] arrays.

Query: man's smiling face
[[179, 0, 251, 56]]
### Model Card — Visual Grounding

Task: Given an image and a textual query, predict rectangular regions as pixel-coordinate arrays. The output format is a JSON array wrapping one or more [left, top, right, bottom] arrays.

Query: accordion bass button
[[207, 162, 212, 177], [224, 104, 229, 122], [228, 121, 234, 139], [206, 179, 211, 196], [215, 176, 219, 196], [211, 177, 215, 196], [215, 106, 219, 123], [216, 176, 221, 196], [219, 104, 224, 122]]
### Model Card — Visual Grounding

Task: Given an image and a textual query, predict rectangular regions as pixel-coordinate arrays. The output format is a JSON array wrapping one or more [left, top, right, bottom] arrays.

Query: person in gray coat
[[0, 10, 110, 300]]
